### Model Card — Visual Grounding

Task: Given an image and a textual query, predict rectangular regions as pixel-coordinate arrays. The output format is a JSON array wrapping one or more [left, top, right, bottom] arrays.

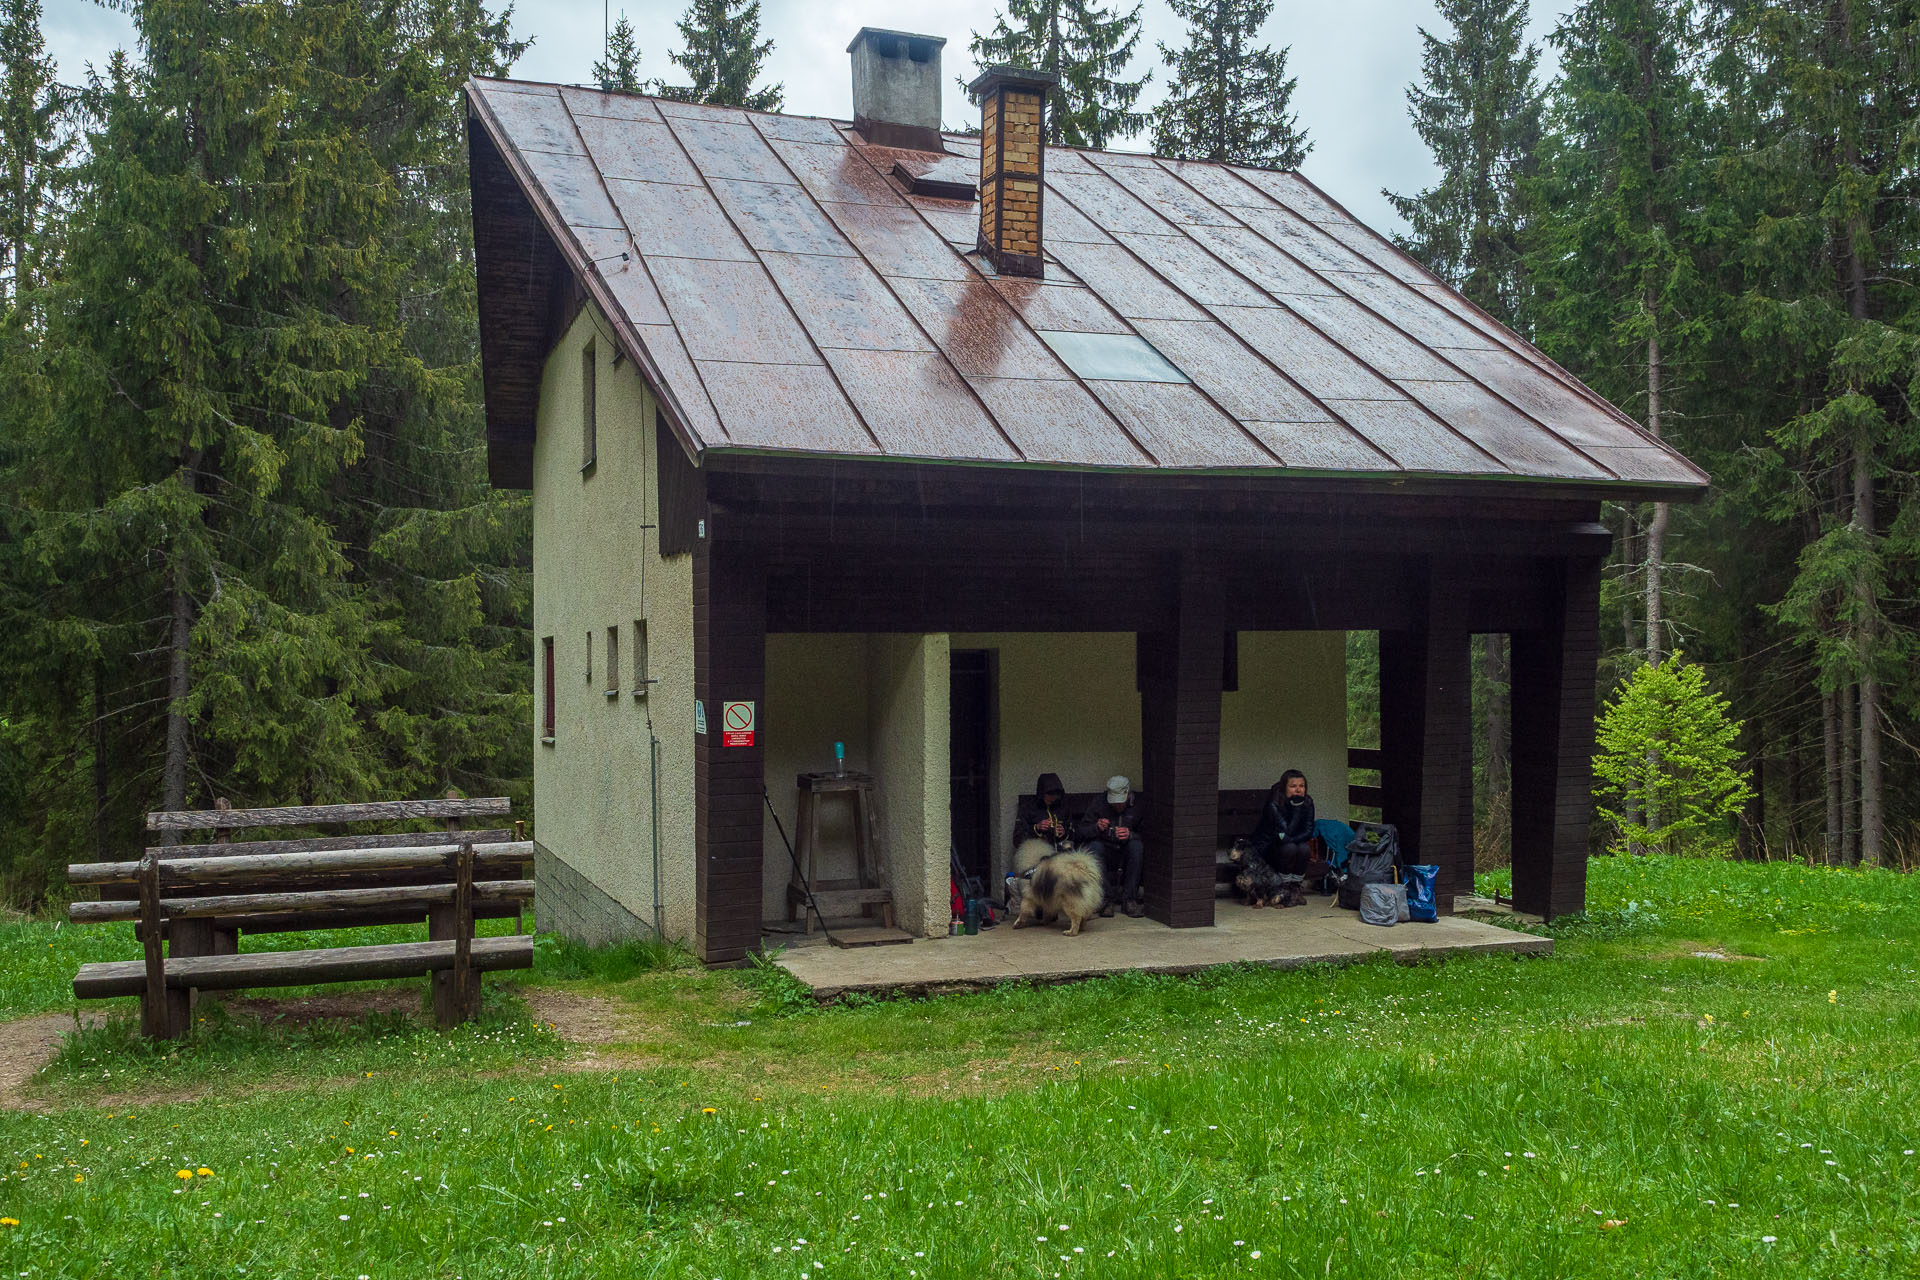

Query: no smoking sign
[[721, 700, 756, 747]]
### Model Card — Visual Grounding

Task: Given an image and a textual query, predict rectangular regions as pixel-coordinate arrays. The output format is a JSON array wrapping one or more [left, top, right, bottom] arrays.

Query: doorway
[[949, 648, 997, 884]]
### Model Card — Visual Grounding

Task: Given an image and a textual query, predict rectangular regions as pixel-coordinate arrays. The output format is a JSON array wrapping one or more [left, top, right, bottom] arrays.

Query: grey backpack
[[1360, 881, 1407, 927]]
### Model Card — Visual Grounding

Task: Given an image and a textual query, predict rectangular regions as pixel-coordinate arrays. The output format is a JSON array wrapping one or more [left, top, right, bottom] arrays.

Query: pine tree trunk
[[1481, 631, 1507, 802], [93, 657, 109, 863], [161, 456, 202, 842], [1853, 443, 1882, 866], [1839, 679, 1857, 865], [1644, 330, 1667, 662], [1821, 682, 1841, 866], [1618, 505, 1638, 654]]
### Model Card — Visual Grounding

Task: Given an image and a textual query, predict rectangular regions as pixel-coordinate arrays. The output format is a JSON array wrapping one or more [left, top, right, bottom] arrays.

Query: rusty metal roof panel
[[560, 86, 662, 123], [468, 75, 1708, 494], [823, 349, 1019, 461], [519, 148, 623, 230], [965, 376, 1153, 467], [647, 257, 820, 365], [605, 178, 754, 261], [665, 116, 794, 184], [696, 360, 876, 454], [711, 178, 859, 257], [574, 116, 701, 185], [888, 276, 1070, 379], [1128, 318, 1334, 424], [990, 279, 1132, 334], [759, 252, 933, 353], [1084, 380, 1277, 469], [1047, 239, 1210, 322]]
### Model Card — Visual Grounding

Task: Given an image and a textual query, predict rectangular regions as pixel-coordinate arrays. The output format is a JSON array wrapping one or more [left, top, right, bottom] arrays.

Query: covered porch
[[775, 894, 1549, 999], [691, 460, 1607, 967]]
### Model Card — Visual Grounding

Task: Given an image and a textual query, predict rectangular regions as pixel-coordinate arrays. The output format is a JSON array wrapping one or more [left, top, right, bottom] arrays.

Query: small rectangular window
[[585, 630, 593, 685], [605, 626, 620, 696], [1036, 329, 1188, 383], [581, 340, 598, 471], [541, 637, 556, 740], [632, 619, 650, 698]]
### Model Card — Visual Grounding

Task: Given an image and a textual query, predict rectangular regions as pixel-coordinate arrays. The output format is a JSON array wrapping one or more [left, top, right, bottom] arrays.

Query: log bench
[[67, 796, 533, 1039]]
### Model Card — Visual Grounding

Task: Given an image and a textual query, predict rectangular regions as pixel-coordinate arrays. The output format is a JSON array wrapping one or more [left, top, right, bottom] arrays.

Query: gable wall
[[531, 306, 699, 945]]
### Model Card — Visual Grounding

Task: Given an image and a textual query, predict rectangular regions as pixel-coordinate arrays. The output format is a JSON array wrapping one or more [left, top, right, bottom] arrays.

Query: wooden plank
[[146, 797, 511, 832], [139, 829, 516, 860], [73, 842, 533, 888], [452, 844, 476, 1027], [1510, 555, 1602, 920], [1347, 747, 1385, 771], [74, 936, 534, 1000], [137, 856, 174, 1039], [70, 880, 532, 923]]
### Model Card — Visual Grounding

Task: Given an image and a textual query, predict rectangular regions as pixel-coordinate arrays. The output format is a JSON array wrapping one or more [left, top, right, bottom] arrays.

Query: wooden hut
[[464, 30, 1708, 963]]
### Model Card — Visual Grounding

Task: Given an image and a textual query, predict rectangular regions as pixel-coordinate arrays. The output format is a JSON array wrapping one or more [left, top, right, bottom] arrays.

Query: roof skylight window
[[1036, 330, 1189, 383]]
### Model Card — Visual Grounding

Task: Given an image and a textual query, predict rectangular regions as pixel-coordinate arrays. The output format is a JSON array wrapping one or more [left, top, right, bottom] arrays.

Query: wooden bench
[[67, 796, 534, 1040], [1048, 789, 1323, 889]]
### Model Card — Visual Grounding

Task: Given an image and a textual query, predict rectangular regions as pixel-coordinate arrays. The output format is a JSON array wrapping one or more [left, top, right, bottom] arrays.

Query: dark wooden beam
[[1378, 560, 1473, 913], [1510, 555, 1603, 919], [695, 537, 767, 964], [1139, 556, 1225, 928]]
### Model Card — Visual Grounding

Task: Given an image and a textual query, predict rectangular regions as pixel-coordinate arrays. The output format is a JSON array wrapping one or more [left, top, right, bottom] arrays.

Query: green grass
[[3, 856, 1918, 1277]]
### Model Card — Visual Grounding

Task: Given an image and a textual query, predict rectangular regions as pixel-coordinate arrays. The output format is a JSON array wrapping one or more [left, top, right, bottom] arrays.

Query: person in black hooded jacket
[[1012, 772, 1071, 848], [1249, 769, 1316, 876]]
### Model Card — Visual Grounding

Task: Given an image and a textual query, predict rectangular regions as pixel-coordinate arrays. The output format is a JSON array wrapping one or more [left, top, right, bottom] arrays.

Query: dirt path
[[0, 1012, 100, 1112]]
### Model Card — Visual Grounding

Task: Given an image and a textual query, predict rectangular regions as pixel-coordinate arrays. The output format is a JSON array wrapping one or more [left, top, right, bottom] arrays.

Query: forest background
[[2, 0, 1915, 907]]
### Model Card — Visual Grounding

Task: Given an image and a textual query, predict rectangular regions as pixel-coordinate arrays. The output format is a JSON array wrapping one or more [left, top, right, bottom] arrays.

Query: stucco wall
[[953, 630, 1347, 876], [530, 306, 698, 945], [867, 634, 951, 937], [762, 633, 950, 936], [1221, 631, 1349, 823]]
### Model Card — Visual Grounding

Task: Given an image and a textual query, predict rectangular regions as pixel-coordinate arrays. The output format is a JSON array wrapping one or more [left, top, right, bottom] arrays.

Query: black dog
[[1227, 839, 1283, 908]]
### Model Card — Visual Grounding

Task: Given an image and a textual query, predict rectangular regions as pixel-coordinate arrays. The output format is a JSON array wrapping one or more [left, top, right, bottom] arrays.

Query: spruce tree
[[1385, 0, 1544, 330], [5, 0, 531, 878], [594, 13, 643, 93], [1151, 0, 1310, 169], [1702, 0, 1920, 866], [0, 0, 66, 301], [1526, 0, 1709, 667], [663, 0, 781, 111], [970, 0, 1150, 149]]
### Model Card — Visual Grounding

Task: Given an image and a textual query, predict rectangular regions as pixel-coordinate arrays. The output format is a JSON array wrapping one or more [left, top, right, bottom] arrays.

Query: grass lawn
[[3, 856, 1917, 1277]]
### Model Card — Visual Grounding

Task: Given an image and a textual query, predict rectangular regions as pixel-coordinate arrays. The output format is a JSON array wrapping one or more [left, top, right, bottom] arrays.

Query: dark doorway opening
[[950, 649, 997, 884]]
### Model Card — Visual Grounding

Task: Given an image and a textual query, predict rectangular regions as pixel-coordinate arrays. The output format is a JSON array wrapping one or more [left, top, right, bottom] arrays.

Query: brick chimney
[[848, 28, 947, 152], [968, 65, 1058, 278]]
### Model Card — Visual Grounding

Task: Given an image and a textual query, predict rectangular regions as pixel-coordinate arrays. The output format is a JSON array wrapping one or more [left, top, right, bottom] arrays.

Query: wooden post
[[452, 841, 476, 1023], [209, 797, 239, 957], [1379, 561, 1473, 913], [137, 853, 183, 1040], [694, 537, 766, 964], [429, 790, 470, 1028], [1510, 555, 1603, 919], [512, 820, 527, 934], [1138, 555, 1224, 928]]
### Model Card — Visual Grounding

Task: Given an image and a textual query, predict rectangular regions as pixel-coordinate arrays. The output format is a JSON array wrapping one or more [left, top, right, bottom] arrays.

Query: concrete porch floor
[[773, 895, 1551, 999]]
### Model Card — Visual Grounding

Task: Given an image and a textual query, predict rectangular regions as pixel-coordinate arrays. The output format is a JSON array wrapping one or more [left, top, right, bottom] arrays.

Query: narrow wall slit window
[[581, 340, 597, 471], [541, 636, 556, 741], [632, 619, 650, 699], [605, 626, 620, 697]]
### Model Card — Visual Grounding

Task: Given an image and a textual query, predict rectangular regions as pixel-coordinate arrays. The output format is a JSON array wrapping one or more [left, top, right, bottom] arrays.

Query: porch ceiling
[[774, 897, 1549, 999]]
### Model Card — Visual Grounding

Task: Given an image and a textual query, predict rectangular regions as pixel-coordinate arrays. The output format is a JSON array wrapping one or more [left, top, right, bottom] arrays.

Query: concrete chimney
[[848, 28, 947, 152], [968, 65, 1058, 279]]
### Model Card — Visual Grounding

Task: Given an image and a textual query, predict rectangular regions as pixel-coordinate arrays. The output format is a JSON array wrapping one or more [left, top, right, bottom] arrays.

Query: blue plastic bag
[[1405, 864, 1438, 922]]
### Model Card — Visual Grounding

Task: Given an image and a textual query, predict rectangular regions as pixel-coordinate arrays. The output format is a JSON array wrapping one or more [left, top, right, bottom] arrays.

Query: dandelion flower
[[197, 1167, 213, 1176], [1828, 991, 1837, 1003], [701, 1108, 717, 1115], [176, 1170, 194, 1181], [0, 1219, 17, 1228]]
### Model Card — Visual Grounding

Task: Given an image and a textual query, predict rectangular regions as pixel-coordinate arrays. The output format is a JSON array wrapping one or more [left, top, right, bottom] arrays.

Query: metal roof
[[466, 77, 1709, 494]]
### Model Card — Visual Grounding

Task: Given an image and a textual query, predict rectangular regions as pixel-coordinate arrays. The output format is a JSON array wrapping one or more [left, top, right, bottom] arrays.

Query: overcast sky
[[43, 0, 1574, 235]]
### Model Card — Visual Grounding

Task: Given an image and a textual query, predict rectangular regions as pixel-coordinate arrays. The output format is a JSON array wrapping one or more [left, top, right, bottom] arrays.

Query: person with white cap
[[1077, 774, 1145, 917]]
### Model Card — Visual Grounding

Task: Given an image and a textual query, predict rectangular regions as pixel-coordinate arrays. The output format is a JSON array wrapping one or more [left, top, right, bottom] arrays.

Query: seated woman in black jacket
[[1249, 770, 1316, 877]]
